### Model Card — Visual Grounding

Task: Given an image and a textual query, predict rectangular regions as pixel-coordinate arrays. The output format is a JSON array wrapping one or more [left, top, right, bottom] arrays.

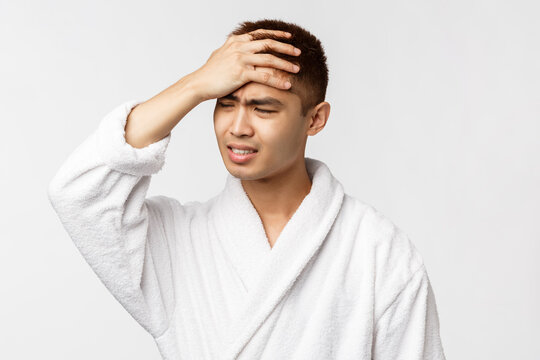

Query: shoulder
[[344, 193, 424, 268], [366, 202, 423, 271], [343, 193, 426, 297]]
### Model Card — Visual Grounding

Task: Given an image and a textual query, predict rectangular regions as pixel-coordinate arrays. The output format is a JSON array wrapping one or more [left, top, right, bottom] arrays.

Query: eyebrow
[[219, 94, 284, 107]]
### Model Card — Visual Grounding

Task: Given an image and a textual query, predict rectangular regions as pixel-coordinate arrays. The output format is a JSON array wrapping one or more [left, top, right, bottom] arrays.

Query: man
[[48, 18, 446, 359]]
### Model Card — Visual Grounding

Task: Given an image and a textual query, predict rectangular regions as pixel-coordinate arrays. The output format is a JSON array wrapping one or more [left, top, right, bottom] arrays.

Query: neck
[[240, 157, 312, 222]]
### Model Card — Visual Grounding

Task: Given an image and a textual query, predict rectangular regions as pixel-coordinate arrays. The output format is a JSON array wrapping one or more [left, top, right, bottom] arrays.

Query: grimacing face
[[213, 72, 326, 181]]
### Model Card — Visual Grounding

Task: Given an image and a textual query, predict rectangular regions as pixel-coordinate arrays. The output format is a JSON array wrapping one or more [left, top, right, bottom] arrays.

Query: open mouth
[[227, 146, 258, 154], [227, 146, 259, 163]]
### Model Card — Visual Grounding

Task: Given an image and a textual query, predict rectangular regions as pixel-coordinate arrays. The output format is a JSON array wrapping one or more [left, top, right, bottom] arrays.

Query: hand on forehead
[[254, 65, 292, 85]]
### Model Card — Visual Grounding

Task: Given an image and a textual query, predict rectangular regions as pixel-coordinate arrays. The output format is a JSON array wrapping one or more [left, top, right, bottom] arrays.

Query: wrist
[[179, 70, 208, 104]]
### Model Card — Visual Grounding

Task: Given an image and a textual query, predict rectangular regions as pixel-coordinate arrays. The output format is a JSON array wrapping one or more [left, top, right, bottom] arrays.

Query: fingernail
[[285, 81, 291, 88], [295, 48, 301, 55]]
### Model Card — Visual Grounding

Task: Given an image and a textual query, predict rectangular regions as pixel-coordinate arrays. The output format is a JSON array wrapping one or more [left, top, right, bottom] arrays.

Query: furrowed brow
[[220, 94, 284, 107]]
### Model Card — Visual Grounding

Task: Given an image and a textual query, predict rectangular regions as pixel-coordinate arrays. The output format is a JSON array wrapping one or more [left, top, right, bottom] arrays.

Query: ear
[[306, 101, 330, 136]]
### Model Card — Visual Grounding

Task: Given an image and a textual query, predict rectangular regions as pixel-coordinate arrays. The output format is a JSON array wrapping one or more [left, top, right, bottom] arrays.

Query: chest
[[262, 220, 288, 248], [169, 210, 373, 358], [165, 194, 374, 359], [169, 226, 374, 360]]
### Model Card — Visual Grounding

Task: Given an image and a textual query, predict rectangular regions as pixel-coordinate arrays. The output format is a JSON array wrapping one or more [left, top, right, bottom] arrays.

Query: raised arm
[[47, 27, 302, 340], [47, 68, 205, 337], [48, 99, 176, 338]]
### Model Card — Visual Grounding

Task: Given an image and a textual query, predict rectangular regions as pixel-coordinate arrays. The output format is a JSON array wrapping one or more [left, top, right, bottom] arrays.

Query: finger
[[244, 68, 292, 90], [237, 28, 291, 42], [247, 28, 292, 39], [244, 38, 301, 57], [244, 53, 300, 73]]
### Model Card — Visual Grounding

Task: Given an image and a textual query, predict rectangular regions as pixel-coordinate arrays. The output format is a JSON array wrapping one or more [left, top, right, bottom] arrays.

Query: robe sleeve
[[47, 100, 175, 339], [372, 264, 447, 360]]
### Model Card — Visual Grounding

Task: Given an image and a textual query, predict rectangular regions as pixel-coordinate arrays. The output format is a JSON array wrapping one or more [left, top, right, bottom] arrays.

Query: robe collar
[[210, 157, 345, 359]]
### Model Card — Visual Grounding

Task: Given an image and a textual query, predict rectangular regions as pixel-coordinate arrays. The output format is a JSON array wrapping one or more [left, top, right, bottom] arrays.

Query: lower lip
[[227, 147, 258, 163]]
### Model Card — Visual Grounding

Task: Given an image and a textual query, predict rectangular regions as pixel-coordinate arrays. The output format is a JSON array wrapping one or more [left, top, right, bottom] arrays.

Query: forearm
[[125, 71, 205, 149], [48, 101, 175, 337]]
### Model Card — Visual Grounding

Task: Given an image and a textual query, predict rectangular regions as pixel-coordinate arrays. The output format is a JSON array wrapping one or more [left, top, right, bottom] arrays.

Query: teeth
[[231, 147, 255, 154]]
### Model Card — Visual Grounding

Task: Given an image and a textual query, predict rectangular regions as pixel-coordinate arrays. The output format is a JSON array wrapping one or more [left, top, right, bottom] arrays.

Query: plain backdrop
[[1, 0, 538, 359]]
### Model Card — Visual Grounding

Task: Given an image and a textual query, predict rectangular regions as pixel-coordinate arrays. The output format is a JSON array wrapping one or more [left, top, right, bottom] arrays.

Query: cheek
[[260, 121, 303, 154], [213, 114, 228, 136]]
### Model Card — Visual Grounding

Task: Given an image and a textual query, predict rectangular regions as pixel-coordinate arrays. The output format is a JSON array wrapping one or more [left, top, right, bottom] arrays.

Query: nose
[[229, 106, 254, 137]]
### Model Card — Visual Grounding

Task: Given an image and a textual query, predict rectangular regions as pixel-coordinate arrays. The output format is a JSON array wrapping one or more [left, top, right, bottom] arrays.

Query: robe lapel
[[211, 157, 345, 359], [211, 166, 273, 294]]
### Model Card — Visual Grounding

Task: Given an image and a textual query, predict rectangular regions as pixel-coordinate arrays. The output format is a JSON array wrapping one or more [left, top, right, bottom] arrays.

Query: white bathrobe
[[48, 100, 446, 360]]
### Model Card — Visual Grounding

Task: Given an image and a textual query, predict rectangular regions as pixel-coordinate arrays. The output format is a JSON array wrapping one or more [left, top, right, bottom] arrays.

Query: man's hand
[[124, 28, 301, 149], [190, 28, 301, 102]]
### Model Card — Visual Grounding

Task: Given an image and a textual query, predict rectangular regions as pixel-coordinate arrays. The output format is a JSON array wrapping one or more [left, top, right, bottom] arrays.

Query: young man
[[48, 19, 446, 360]]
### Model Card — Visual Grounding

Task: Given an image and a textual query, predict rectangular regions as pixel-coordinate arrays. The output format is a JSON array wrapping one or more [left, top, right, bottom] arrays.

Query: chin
[[226, 166, 256, 180], [222, 160, 263, 181]]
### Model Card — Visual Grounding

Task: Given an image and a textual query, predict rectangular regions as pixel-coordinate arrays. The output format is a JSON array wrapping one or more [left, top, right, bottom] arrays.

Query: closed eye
[[218, 103, 275, 114], [255, 108, 275, 114]]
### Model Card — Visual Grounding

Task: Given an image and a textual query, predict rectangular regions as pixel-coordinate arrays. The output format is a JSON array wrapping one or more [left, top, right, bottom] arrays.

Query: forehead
[[220, 80, 299, 107]]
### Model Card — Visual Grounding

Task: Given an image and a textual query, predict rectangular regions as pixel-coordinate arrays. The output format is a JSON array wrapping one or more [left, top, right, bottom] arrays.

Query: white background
[[1, 0, 539, 359]]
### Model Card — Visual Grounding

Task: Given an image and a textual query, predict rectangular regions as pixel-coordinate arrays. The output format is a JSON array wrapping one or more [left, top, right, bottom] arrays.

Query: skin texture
[[213, 66, 330, 247]]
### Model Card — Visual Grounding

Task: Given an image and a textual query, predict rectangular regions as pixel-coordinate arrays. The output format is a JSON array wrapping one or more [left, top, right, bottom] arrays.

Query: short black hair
[[228, 18, 329, 117]]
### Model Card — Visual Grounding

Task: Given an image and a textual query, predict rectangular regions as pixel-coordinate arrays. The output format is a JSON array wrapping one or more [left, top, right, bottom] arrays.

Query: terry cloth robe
[[48, 100, 447, 360]]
